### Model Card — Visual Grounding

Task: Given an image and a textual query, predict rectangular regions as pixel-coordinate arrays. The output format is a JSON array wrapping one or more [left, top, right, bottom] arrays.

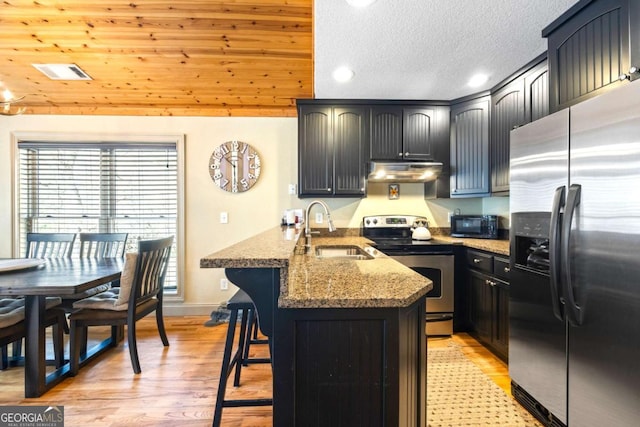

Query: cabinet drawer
[[493, 257, 511, 282], [466, 250, 493, 274]]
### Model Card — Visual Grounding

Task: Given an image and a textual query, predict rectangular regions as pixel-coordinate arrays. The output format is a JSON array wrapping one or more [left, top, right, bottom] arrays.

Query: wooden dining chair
[[76, 232, 129, 346], [78, 233, 129, 259], [68, 236, 173, 375], [1, 297, 67, 370], [25, 232, 76, 258], [43, 233, 129, 313], [13, 233, 76, 356]]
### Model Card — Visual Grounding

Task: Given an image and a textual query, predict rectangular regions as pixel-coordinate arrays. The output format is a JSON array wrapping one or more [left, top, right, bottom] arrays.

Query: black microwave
[[450, 215, 498, 239]]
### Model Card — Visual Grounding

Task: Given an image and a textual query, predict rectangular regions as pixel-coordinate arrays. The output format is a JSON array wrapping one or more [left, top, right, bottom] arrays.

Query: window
[[15, 134, 184, 298]]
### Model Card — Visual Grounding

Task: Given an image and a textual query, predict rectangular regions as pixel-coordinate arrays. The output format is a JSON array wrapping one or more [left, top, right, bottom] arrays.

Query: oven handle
[[426, 313, 453, 323]]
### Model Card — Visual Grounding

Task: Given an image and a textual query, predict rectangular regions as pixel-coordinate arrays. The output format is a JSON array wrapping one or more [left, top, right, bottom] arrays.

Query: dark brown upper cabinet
[[450, 95, 491, 198], [543, 0, 640, 112], [370, 106, 448, 161], [489, 54, 548, 196], [369, 106, 403, 160], [491, 79, 525, 195], [297, 102, 368, 198], [524, 59, 550, 123], [450, 54, 547, 198]]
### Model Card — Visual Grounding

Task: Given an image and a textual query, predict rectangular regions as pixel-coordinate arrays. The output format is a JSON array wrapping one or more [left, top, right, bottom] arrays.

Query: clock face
[[209, 141, 261, 192]]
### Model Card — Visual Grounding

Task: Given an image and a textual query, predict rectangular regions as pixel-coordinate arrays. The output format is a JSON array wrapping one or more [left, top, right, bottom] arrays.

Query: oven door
[[389, 254, 454, 336]]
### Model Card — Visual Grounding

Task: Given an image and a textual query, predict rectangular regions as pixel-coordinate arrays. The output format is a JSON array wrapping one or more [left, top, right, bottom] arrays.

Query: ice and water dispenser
[[511, 212, 552, 274]]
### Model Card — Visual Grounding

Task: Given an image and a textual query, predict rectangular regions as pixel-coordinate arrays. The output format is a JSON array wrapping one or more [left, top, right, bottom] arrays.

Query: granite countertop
[[200, 226, 510, 310], [200, 226, 433, 309], [434, 236, 510, 256], [282, 235, 433, 309], [200, 226, 300, 269]]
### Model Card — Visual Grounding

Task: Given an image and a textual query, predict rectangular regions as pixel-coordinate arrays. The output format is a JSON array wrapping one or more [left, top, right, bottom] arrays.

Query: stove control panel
[[363, 215, 427, 228]]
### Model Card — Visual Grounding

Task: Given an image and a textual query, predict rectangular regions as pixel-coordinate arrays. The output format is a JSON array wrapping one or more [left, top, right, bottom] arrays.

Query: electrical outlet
[[220, 212, 228, 224], [288, 183, 297, 195], [220, 278, 229, 290], [315, 212, 323, 223]]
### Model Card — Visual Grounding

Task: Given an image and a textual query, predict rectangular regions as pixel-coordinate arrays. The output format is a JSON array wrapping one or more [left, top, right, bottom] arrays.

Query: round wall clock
[[209, 140, 261, 192]]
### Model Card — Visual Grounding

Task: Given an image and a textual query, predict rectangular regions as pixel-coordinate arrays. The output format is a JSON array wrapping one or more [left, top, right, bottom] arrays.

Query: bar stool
[[213, 289, 272, 427], [242, 309, 270, 367]]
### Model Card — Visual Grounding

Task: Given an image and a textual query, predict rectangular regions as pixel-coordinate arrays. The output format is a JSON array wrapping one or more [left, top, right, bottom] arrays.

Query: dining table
[[0, 257, 123, 397]]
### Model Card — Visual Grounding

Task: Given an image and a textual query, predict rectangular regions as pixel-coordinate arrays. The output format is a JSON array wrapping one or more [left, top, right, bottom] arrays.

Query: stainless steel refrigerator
[[509, 78, 640, 427]]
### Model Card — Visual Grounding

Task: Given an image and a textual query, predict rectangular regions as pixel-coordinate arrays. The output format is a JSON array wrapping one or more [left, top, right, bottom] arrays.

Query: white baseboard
[[163, 303, 222, 316]]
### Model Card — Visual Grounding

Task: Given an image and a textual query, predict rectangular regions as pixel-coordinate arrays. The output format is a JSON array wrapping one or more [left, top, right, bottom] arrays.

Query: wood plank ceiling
[[0, 0, 313, 117]]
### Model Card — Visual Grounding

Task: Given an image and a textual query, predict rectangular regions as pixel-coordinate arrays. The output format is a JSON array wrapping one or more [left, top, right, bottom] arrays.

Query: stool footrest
[[243, 358, 271, 365], [223, 398, 273, 408]]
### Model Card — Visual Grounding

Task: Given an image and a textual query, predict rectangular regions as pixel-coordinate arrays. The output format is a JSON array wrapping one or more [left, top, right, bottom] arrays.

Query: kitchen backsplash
[[304, 182, 511, 232]]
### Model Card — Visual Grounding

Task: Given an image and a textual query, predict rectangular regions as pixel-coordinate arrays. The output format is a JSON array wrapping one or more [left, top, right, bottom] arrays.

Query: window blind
[[18, 142, 178, 292]]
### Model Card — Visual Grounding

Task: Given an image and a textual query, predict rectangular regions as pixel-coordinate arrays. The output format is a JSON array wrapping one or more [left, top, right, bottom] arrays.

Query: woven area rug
[[427, 343, 542, 427]]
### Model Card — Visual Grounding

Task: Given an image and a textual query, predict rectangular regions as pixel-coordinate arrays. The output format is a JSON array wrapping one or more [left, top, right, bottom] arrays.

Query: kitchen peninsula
[[200, 226, 433, 427]]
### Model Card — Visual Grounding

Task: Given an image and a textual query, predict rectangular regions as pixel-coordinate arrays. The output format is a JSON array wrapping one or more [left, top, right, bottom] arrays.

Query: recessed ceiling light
[[468, 73, 488, 88], [333, 66, 355, 83], [346, 0, 377, 7], [32, 64, 92, 81]]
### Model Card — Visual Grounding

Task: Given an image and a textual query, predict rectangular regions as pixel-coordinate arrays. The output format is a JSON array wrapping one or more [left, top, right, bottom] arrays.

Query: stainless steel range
[[362, 214, 454, 336]]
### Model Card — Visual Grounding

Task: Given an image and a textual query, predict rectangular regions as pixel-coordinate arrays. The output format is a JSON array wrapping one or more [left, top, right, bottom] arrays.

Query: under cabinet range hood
[[367, 161, 443, 183]]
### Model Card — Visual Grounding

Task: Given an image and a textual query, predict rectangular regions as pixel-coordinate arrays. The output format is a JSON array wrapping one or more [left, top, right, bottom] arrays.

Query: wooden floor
[[0, 316, 510, 426]]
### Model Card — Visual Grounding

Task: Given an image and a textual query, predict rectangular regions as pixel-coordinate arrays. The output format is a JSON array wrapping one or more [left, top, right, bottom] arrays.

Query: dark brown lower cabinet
[[493, 280, 509, 358], [466, 251, 510, 361], [275, 300, 427, 427], [469, 270, 493, 344], [225, 267, 427, 427]]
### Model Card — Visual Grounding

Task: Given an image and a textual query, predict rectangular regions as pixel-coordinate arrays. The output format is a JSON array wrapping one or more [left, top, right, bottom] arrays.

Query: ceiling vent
[[32, 64, 92, 80]]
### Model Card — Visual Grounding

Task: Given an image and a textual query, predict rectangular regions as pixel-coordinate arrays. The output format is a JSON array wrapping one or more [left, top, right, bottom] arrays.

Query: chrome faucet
[[304, 200, 336, 252]]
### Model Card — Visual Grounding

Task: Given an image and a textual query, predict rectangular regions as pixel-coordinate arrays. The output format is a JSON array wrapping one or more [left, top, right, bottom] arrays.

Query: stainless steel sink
[[314, 245, 374, 260]]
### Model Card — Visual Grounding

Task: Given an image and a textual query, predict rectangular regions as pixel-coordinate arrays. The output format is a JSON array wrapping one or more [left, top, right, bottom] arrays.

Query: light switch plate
[[315, 212, 323, 223], [220, 212, 228, 224]]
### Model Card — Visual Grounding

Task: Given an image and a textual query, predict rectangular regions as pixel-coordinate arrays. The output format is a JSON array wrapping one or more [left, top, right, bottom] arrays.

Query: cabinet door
[[492, 280, 509, 360], [524, 60, 549, 123], [491, 79, 525, 194], [370, 106, 403, 160], [468, 270, 492, 344], [334, 107, 368, 196], [544, 0, 638, 112], [450, 97, 490, 197], [403, 107, 436, 159], [298, 105, 333, 196]]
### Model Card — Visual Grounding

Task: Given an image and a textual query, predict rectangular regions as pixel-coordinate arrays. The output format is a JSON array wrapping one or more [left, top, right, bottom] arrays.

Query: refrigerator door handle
[[549, 185, 566, 321], [561, 183, 583, 326]]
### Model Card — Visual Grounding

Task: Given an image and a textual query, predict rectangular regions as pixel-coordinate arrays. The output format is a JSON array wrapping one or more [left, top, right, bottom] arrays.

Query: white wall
[[0, 114, 510, 314], [0, 114, 300, 314]]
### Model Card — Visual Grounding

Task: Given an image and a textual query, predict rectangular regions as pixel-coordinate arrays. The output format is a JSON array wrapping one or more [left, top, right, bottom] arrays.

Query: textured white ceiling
[[314, 0, 580, 100]]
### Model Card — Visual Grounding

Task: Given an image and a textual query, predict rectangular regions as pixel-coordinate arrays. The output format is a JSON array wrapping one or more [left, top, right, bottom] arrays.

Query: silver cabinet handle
[[473, 258, 481, 264], [504, 267, 510, 273], [485, 279, 496, 287], [327, 188, 332, 192], [405, 152, 410, 156], [398, 152, 403, 156]]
